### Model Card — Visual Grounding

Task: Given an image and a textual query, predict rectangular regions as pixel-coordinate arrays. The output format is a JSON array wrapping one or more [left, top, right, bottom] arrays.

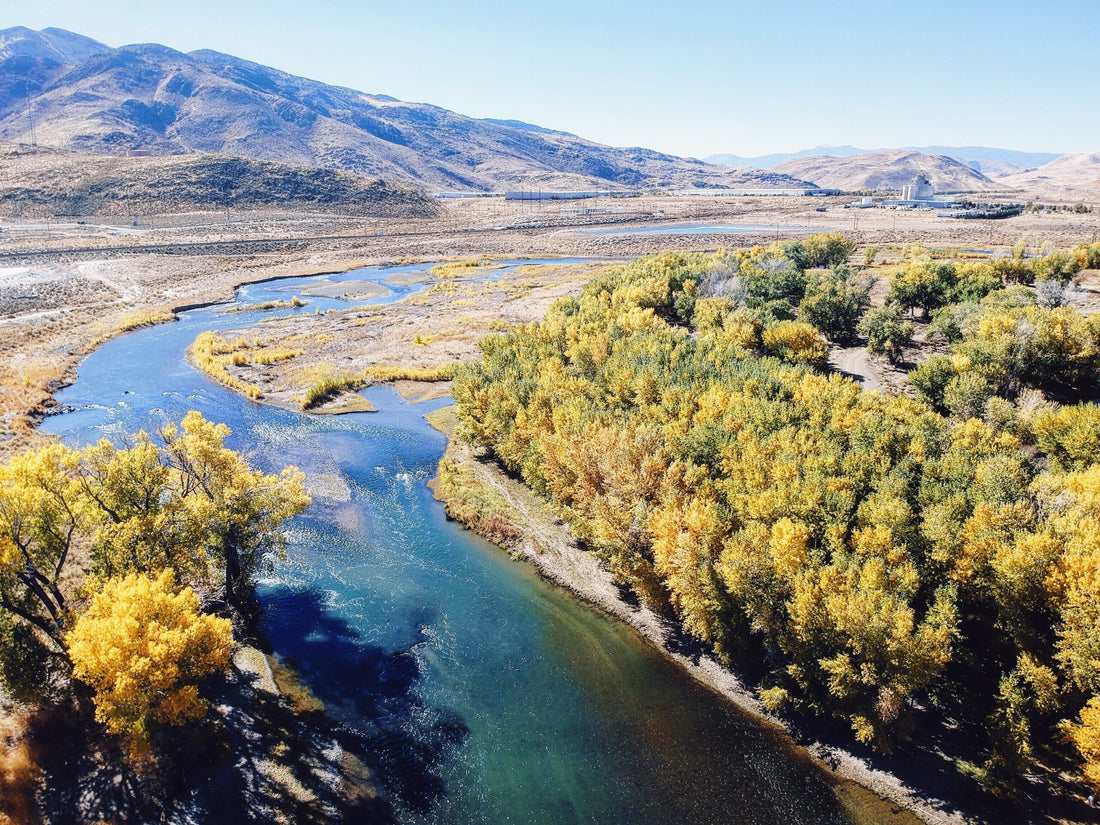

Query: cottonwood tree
[[0, 444, 85, 649], [0, 412, 309, 700], [66, 569, 232, 756], [157, 412, 311, 617], [453, 246, 1100, 787]]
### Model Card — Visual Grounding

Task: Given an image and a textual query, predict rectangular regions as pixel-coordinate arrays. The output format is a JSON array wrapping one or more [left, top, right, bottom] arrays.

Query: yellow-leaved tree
[[761, 320, 828, 369], [66, 569, 232, 756], [1066, 696, 1100, 790]]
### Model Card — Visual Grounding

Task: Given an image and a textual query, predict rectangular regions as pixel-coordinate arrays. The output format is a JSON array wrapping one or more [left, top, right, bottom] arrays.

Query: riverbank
[[0, 641, 391, 824], [4, 194, 1096, 457], [424, 405, 978, 825]]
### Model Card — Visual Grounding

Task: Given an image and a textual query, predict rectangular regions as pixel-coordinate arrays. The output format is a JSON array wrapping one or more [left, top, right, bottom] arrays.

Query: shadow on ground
[[26, 586, 466, 824], [257, 587, 469, 817]]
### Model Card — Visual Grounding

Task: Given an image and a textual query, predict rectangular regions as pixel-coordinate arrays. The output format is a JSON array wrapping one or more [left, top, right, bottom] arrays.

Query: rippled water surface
[[42, 261, 889, 824]]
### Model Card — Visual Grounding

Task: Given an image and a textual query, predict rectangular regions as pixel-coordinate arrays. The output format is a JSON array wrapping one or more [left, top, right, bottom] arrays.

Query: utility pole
[[25, 91, 38, 147]]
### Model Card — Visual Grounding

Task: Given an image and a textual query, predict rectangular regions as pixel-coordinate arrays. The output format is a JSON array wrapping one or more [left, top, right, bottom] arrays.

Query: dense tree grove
[[0, 412, 309, 752], [454, 246, 1100, 789]]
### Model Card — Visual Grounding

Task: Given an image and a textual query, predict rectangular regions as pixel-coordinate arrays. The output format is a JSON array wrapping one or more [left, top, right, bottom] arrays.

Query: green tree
[[742, 259, 806, 304], [859, 306, 913, 363], [802, 232, 855, 268], [888, 262, 957, 319], [800, 269, 871, 344], [0, 444, 85, 648]]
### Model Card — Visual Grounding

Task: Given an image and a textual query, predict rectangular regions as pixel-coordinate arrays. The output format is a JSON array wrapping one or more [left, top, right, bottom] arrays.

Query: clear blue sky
[[14, 0, 1099, 158]]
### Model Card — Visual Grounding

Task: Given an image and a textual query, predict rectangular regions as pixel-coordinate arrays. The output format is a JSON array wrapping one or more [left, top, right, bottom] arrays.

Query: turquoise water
[[577, 223, 823, 236], [41, 261, 872, 824]]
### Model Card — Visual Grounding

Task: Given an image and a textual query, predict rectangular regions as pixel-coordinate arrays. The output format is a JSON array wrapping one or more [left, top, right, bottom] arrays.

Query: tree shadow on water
[[258, 587, 469, 817]]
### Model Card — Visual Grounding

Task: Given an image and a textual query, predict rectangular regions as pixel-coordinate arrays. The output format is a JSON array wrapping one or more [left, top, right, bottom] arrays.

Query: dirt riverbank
[[423, 405, 983, 825]]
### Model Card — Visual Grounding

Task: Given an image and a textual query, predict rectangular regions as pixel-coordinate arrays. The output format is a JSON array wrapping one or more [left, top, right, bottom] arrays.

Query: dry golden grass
[[86, 308, 177, 350], [300, 373, 366, 410], [115, 308, 176, 332], [190, 332, 305, 400], [365, 364, 457, 382], [226, 296, 306, 313], [430, 258, 504, 278]]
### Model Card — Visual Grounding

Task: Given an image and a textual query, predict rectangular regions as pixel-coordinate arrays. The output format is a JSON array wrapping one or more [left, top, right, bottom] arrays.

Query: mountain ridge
[[0, 27, 813, 193], [997, 153, 1100, 200]]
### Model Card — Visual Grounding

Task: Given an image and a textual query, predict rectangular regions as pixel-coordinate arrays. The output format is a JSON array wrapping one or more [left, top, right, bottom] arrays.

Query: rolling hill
[[0, 143, 439, 218], [770, 150, 1002, 193], [0, 27, 811, 193], [998, 153, 1100, 201]]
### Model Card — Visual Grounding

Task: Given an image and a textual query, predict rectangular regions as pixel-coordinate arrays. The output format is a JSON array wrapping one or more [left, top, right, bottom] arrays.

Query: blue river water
[[576, 223, 823, 236], [41, 260, 891, 824]]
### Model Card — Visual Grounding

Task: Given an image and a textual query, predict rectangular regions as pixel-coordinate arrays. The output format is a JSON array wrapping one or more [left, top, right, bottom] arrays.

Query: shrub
[[762, 321, 828, 369]]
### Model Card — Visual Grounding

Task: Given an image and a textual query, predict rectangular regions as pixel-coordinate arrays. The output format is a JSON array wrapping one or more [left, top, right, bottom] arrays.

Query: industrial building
[[899, 175, 935, 201]]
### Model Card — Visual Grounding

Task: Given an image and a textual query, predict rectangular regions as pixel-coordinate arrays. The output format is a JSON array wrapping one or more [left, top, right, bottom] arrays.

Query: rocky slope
[[770, 150, 1001, 193], [0, 27, 811, 193]]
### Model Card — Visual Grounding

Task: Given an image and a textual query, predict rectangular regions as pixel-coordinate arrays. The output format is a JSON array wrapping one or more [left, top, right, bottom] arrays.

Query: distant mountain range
[[707, 145, 1064, 177], [713, 148, 1100, 199], [0, 26, 811, 193], [770, 151, 1002, 194]]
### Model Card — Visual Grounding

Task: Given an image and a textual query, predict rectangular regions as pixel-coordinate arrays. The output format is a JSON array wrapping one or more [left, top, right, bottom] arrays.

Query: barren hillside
[[0, 27, 812, 193], [0, 144, 439, 217], [998, 153, 1100, 202]]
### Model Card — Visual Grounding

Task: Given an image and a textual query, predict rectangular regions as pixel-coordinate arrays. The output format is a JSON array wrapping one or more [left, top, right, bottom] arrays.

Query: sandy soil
[[195, 259, 611, 411]]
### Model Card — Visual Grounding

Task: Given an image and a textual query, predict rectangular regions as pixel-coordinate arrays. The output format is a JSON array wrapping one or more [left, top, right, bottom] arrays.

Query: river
[[41, 260, 903, 825]]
